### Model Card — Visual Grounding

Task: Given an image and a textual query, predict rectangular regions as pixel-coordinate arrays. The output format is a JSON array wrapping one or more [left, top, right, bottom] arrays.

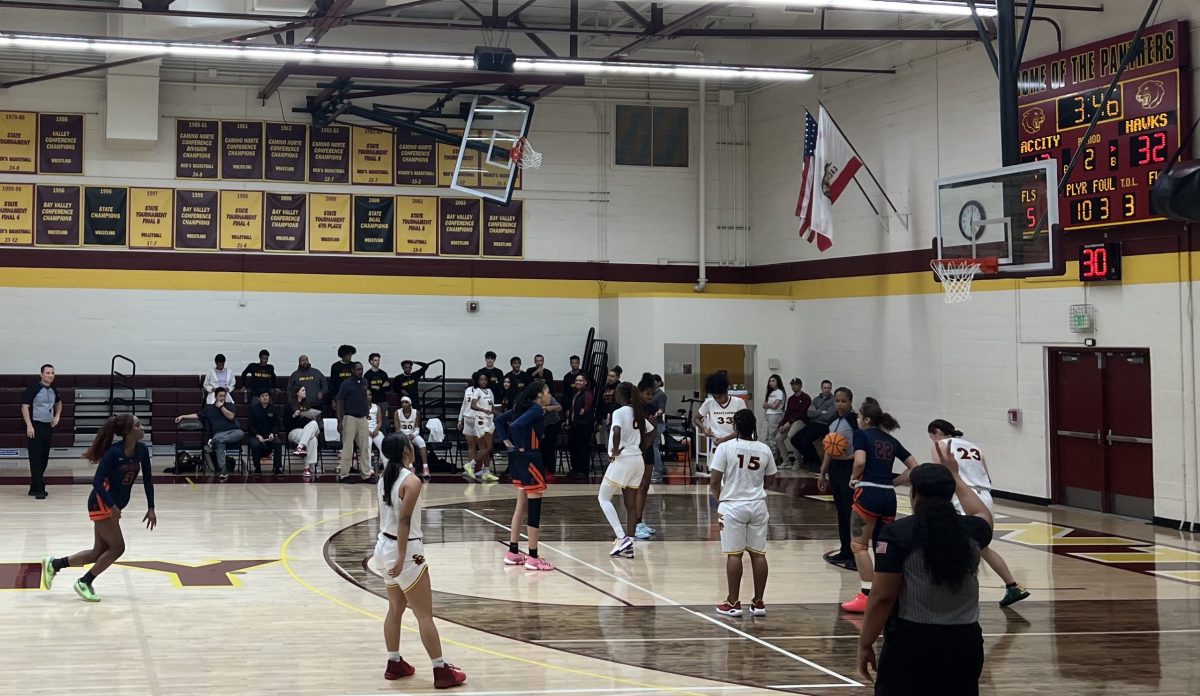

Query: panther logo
[[1135, 80, 1166, 109], [821, 162, 840, 197], [1021, 107, 1046, 134]]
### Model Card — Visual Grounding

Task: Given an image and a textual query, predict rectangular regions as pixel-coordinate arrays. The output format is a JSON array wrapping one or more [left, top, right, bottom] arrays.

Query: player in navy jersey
[[840, 401, 918, 614], [42, 414, 157, 602]]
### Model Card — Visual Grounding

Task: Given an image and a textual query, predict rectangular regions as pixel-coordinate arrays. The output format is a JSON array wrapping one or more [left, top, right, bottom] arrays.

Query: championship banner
[[264, 192, 307, 252], [0, 111, 38, 173], [34, 185, 81, 246], [394, 131, 437, 186], [37, 113, 84, 175], [395, 195, 437, 255], [308, 193, 351, 253], [482, 199, 523, 258], [437, 132, 479, 188], [174, 189, 219, 250], [265, 122, 308, 182], [83, 186, 128, 247], [176, 119, 219, 179], [352, 126, 395, 185], [438, 197, 481, 256], [0, 183, 34, 246], [129, 188, 174, 249], [309, 125, 351, 184], [221, 121, 264, 180], [353, 195, 395, 254], [219, 190, 263, 250]]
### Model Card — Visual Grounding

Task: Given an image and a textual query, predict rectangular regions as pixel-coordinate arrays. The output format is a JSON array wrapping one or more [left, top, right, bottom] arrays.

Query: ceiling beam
[[609, 3, 728, 57], [512, 18, 558, 58], [614, 2, 651, 29], [303, 0, 356, 45], [1, 54, 160, 89], [285, 64, 585, 86]]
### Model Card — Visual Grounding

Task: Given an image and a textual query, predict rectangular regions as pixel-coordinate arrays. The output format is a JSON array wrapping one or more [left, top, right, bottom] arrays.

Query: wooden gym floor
[[2, 474, 1198, 695]]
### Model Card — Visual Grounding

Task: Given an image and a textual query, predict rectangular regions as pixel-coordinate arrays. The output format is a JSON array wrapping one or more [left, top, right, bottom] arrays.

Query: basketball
[[822, 432, 849, 458]]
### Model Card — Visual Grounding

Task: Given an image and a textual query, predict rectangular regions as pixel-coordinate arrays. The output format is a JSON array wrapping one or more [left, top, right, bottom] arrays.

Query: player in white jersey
[[709, 409, 777, 617], [600, 382, 655, 558], [457, 371, 497, 482], [393, 396, 429, 479], [693, 372, 747, 474], [373, 433, 467, 688], [928, 419, 1030, 608], [366, 391, 388, 470]]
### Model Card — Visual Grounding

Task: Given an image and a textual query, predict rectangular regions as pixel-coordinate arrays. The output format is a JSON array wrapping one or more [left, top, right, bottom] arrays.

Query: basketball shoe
[[503, 550, 528, 566], [1000, 585, 1030, 607], [432, 663, 467, 689], [524, 556, 554, 571], [610, 536, 633, 557], [715, 601, 743, 617], [385, 658, 416, 680], [749, 599, 766, 616], [840, 592, 869, 613]]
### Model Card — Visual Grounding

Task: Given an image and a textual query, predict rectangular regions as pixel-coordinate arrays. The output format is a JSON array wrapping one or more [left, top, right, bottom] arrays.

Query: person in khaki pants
[[335, 361, 376, 483]]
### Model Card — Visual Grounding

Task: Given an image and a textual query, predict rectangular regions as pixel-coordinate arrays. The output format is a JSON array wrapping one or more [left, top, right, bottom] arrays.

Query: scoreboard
[[1018, 21, 1191, 231]]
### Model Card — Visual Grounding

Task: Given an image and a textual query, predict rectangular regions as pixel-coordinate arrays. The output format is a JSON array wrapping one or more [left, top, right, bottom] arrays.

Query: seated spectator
[[241, 349, 275, 402], [793, 379, 835, 469], [203, 354, 237, 405], [776, 378, 812, 469], [286, 386, 322, 478], [506, 356, 530, 406], [395, 359, 430, 407], [364, 353, 390, 415], [393, 396, 429, 479], [327, 344, 357, 410], [288, 355, 327, 406], [248, 391, 284, 475], [176, 387, 243, 481]]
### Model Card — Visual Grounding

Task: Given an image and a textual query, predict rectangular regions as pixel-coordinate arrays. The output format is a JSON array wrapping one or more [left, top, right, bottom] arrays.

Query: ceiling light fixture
[[0, 32, 812, 82], [761, 1, 998, 17]]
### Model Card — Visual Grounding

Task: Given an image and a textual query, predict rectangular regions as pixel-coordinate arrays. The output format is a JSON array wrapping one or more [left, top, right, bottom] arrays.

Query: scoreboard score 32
[[1018, 21, 1191, 231]]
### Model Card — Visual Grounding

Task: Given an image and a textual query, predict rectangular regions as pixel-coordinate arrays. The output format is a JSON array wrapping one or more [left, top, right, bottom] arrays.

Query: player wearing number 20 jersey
[[710, 437, 777, 554]]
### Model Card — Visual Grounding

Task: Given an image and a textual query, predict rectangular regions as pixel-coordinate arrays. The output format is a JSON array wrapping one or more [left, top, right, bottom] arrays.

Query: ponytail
[[380, 433, 413, 506], [927, 419, 963, 438], [910, 463, 977, 589], [629, 383, 647, 433], [83, 414, 136, 463], [860, 400, 899, 432], [514, 379, 547, 416]]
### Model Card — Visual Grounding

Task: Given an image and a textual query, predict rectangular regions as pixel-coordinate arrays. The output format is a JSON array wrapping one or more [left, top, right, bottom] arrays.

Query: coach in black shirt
[[248, 391, 283, 474], [241, 349, 276, 401], [335, 362, 374, 482], [21, 364, 62, 499]]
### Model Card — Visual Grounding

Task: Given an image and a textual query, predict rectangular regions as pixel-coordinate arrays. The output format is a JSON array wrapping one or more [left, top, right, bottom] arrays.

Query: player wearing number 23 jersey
[[710, 438, 777, 554]]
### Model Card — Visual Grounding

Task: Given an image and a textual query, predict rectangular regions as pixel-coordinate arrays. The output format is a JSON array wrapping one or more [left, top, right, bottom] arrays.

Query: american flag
[[795, 111, 820, 245]]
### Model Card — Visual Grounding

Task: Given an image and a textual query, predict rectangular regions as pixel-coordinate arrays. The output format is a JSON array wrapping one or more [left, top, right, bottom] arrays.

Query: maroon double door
[[1049, 348, 1154, 519]]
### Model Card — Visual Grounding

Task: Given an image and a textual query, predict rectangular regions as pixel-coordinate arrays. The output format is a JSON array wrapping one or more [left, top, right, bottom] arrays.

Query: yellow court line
[[278, 510, 712, 696]]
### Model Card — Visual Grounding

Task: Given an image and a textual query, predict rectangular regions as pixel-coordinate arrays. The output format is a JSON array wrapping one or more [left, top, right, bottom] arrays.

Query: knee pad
[[526, 496, 543, 529]]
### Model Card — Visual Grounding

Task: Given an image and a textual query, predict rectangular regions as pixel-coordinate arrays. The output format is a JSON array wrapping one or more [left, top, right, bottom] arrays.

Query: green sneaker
[[73, 580, 100, 603], [41, 556, 57, 590], [1000, 585, 1030, 608]]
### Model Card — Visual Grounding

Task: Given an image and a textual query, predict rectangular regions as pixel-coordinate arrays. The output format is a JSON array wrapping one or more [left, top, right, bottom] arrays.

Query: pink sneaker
[[504, 551, 528, 566], [293, 446, 307, 456], [302, 467, 312, 479], [840, 592, 869, 614], [524, 556, 555, 571]]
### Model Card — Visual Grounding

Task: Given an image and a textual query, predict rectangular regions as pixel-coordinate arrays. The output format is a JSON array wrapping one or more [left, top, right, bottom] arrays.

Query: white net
[[931, 259, 982, 304], [512, 137, 543, 169]]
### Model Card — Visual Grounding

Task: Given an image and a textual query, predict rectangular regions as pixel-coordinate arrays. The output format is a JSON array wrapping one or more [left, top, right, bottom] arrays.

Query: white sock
[[861, 581, 872, 592], [597, 483, 625, 539], [432, 657, 445, 668], [388, 651, 401, 661]]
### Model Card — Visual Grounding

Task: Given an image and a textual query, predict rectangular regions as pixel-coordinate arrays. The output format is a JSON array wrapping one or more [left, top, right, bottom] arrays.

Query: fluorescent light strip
[[0, 33, 811, 82], [768, 0, 997, 16]]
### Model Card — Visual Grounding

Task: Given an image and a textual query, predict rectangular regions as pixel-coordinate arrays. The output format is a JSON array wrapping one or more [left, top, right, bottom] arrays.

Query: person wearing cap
[[393, 395, 430, 478]]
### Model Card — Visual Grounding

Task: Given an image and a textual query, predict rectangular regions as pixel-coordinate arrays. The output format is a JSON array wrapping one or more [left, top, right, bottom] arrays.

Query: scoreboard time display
[[1018, 21, 1191, 231]]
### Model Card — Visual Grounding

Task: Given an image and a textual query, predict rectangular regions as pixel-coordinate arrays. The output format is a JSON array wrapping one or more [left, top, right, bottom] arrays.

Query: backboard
[[935, 159, 1059, 276], [450, 95, 533, 204]]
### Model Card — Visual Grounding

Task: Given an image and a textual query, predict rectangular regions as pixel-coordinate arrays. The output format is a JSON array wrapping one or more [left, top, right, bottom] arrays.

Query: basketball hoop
[[930, 257, 998, 304], [510, 136, 543, 170]]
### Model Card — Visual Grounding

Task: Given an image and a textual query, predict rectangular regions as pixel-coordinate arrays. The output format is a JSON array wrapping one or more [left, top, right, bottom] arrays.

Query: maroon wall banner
[[176, 119, 219, 179], [221, 121, 264, 180], [353, 195, 395, 254], [264, 192, 307, 252], [34, 185, 81, 246], [83, 186, 128, 247], [37, 113, 84, 175], [309, 125, 351, 184], [482, 199, 523, 258], [174, 189, 219, 250], [265, 122, 307, 182], [438, 197, 481, 256], [394, 131, 437, 186]]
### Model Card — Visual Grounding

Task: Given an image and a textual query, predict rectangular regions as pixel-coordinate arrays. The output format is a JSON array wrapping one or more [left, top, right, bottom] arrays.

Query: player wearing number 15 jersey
[[709, 410, 777, 618], [928, 419, 1030, 608]]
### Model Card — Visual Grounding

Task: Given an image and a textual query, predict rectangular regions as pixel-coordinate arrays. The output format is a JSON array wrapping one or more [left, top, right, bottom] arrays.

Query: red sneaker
[[715, 601, 743, 617], [385, 658, 415, 680], [840, 592, 869, 614], [433, 663, 467, 689], [749, 599, 766, 616]]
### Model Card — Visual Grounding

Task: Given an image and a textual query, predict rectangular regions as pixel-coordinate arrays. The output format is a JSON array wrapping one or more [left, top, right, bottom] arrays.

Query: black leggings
[[568, 423, 593, 477], [828, 458, 853, 556], [876, 619, 983, 695], [792, 422, 829, 466]]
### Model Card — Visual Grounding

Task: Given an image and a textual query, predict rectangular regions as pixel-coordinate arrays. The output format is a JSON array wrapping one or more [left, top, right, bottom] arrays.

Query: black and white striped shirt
[[874, 515, 993, 625]]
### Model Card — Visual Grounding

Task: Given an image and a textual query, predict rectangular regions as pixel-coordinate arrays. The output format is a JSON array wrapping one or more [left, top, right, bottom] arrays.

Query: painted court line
[[537, 628, 1200, 643], [462, 508, 862, 688]]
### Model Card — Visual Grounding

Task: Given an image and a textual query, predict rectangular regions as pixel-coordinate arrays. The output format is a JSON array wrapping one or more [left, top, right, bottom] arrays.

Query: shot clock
[[1079, 242, 1122, 282], [1017, 21, 1191, 231]]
